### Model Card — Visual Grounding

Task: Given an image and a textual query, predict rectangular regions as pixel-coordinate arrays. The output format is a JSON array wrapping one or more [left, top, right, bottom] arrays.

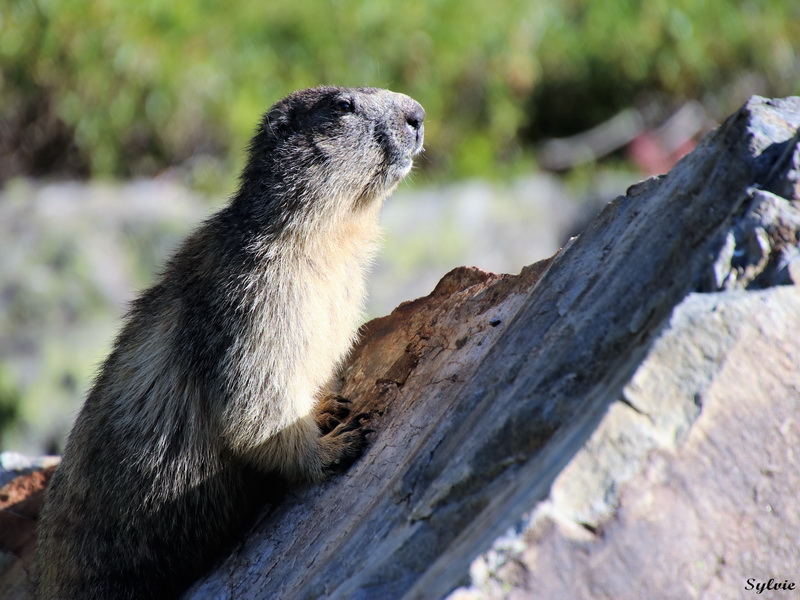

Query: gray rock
[[451, 285, 800, 599]]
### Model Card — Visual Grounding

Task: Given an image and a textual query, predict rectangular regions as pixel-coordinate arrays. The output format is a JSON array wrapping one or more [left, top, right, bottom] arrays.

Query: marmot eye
[[335, 99, 355, 113]]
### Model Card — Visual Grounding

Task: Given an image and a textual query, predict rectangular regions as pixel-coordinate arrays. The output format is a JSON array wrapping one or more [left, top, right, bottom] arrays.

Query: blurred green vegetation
[[1, 0, 798, 186], [0, 179, 208, 451]]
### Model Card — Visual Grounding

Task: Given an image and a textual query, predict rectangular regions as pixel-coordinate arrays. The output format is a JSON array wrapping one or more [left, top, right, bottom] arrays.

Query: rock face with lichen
[[449, 286, 800, 600], [1, 96, 799, 600]]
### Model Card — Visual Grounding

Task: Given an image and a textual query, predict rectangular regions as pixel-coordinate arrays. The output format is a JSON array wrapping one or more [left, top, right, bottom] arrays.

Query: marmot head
[[238, 87, 424, 225]]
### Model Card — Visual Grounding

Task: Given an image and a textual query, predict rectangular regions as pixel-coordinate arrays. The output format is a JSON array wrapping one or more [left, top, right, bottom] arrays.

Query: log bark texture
[[1, 96, 799, 599]]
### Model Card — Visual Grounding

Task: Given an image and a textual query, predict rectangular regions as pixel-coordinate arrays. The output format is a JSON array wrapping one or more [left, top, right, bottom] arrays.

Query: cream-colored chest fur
[[285, 215, 380, 407], [221, 206, 382, 448]]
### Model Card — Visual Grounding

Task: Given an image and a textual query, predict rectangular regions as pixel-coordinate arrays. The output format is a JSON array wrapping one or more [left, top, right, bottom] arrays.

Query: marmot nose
[[405, 103, 425, 132]]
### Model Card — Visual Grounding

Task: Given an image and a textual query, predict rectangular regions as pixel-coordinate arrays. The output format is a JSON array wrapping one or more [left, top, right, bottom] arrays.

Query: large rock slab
[[450, 285, 800, 599]]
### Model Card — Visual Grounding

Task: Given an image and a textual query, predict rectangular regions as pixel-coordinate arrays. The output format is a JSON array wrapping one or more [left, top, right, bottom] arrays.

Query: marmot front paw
[[315, 394, 354, 434], [322, 412, 373, 474]]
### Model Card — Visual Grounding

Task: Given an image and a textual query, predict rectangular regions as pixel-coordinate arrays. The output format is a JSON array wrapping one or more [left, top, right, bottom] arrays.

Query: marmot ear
[[262, 108, 291, 140]]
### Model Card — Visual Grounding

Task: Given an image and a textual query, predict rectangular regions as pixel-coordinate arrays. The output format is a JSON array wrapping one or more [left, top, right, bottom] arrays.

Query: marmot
[[34, 86, 425, 599]]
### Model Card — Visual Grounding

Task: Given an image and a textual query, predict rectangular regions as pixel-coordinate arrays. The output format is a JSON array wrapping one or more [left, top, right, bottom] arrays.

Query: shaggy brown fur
[[34, 87, 424, 599]]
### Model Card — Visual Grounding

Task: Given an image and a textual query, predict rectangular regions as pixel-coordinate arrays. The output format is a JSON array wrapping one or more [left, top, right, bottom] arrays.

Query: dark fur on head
[[236, 86, 424, 233]]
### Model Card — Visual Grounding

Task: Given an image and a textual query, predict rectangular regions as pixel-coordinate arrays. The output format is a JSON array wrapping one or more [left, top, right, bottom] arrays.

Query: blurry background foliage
[[0, 0, 798, 452], [1, 0, 798, 187]]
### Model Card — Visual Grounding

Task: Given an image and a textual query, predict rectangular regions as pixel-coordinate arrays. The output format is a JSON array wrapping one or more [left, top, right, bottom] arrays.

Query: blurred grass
[[1, 0, 798, 186]]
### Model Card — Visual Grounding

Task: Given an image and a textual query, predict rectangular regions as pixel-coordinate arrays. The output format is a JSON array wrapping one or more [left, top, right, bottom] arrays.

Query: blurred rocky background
[[1, 0, 798, 453]]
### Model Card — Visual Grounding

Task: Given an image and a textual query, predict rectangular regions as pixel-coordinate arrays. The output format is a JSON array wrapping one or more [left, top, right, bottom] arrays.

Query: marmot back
[[34, 87, 424, 599]]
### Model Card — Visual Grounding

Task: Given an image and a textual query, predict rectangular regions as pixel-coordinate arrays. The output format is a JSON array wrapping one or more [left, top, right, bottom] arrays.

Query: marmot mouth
[[385, 145, 420, 178], [399, 133, 423, 174]]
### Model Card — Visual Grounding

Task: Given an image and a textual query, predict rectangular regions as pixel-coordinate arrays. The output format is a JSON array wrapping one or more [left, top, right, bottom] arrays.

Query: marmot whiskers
[[35, 87, 425, 599]]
